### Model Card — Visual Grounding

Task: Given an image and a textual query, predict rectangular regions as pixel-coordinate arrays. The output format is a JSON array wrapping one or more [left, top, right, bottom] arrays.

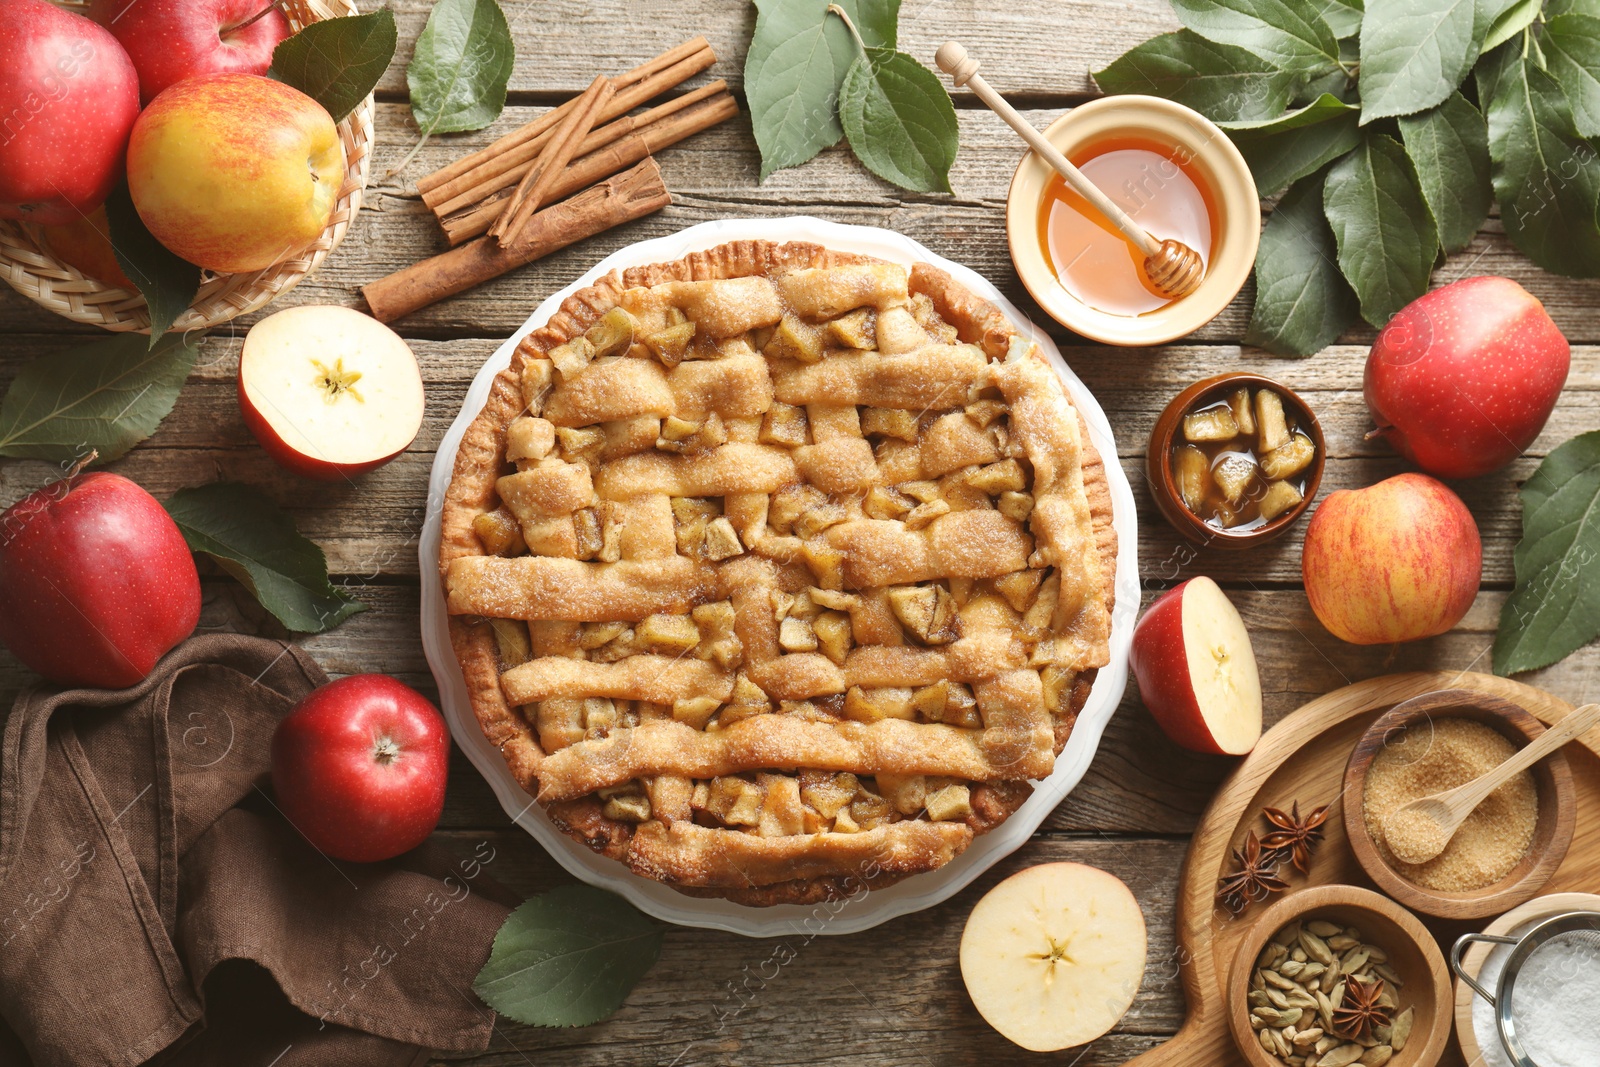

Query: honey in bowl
[[1037, 138, 1216, 316]]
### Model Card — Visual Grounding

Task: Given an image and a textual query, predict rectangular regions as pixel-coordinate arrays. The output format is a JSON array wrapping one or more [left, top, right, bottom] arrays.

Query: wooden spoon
[[934, 40, 1204, 300], [1382, 702, 1600, 865]]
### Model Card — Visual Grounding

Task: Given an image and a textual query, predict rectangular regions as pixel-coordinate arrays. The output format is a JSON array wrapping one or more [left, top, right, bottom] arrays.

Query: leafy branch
[[745, 0, 958, 192], [392, 0, 515, 176], [1096, 0, 1600, 356]]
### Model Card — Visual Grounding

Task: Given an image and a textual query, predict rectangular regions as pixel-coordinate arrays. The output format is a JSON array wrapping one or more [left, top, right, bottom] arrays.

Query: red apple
[[0, 471, 200, 688], [90, 0, 291, 103], [239, 306, 426, 480], [1365, 277, 1569, 479], [1130, 576, 1262, 755], [0, 0, 141, 225], [271, 675, 449, 863], [1303, 473, 1481, 645], [38, 205, 134, 289]]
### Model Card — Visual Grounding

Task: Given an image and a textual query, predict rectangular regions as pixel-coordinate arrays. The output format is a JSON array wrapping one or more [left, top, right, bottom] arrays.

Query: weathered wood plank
[[376, 0, 1179, 98], [419, 830, 1189, 1067], [7, 108, 1600, 343]]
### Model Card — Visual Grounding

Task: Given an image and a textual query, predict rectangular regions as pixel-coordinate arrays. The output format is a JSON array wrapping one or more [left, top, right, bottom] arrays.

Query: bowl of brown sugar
[[1343, 689, 1576, 920]]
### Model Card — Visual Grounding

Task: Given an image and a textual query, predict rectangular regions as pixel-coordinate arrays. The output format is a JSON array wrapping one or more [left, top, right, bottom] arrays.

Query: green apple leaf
[[1480, 0, 1543, 55], [163, 483, 363, 634], [1542, 13, 1600, 137], [1548, 0, 1600, 16], [1245, 176, 1360, 356], [1397, 92, 1492, 252], [1092, 30, 1301, 123], [1169, 0, 1341, 70], [1481, 41, 1600, 276], [1322, 130, 1439, 325], [1357, 0, 1481, 123], [270, 7, 397, 122], [1320, 0, 1365, 38], [0, 332, 198, 464], [474, 885, 663, 1028], [1220, 92, 1356, 131], [838, 48, 957, 192], [1494, 431, 1600, 676], [407, 0, 515, 136], [745, 0, 897, 180], [1231, 109, 1361, 195], [103, 182, 200, 346]]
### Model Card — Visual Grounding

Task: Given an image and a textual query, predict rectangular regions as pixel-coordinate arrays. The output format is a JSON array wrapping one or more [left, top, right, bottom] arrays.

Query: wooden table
[[3, 3, 1597, 1063]]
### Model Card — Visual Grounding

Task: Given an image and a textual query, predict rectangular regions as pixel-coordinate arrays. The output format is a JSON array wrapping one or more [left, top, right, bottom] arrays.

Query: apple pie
[[440, 240, 1116, 905]]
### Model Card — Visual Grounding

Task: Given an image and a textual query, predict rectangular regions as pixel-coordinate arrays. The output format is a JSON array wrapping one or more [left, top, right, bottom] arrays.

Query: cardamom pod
[[1319, 1043, 1366, 1067], [1390, 1007, 1413, 1052], [1300, 930, 1335, 965]]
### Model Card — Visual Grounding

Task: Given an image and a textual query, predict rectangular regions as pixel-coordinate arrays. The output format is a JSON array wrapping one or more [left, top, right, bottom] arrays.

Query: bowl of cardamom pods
[[1225, 884, 1452, 1067]]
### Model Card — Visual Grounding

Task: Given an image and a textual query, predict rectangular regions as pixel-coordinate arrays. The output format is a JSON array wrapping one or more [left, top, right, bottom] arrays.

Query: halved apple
[[239, 305, 425, 480], [960, 862, 1147, 1052], [1130, 576, 1262, 755]]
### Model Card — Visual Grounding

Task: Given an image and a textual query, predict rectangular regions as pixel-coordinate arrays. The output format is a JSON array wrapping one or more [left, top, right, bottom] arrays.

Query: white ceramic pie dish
[[419, 216, 1141, 937]]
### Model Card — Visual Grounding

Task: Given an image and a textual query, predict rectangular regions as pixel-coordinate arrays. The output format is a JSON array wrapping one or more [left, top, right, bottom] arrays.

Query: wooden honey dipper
[[935, 41, 1205, 300]]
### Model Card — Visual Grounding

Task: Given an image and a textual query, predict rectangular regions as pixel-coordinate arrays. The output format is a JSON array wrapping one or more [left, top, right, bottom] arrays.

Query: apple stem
[[1364, 426, 1388, 442], [230, 0, 285, 33], [67, 450, 98, 478]]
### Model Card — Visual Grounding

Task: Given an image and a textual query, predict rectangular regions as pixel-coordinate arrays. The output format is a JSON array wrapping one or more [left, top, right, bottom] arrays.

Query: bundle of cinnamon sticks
[[364, 37, 736, 322]]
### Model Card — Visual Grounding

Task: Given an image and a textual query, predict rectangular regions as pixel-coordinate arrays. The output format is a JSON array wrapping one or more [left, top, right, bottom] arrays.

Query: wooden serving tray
[[1126, 671, 1600, 1067]]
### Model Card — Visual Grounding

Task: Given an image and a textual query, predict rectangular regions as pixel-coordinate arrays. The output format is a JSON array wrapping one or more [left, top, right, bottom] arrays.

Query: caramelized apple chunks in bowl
[[1147, 374, 1326, 548]]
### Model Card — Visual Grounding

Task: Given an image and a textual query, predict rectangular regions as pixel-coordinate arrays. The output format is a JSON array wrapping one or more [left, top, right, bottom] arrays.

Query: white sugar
[[1471, 920, 1600, 1067]]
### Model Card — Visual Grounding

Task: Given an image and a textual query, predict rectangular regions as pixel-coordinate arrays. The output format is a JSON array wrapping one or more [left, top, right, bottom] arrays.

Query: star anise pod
[[1260, 801, 1330, 873], [1215, 830, 1289, 914], [1332, 975, 1391, 1044]]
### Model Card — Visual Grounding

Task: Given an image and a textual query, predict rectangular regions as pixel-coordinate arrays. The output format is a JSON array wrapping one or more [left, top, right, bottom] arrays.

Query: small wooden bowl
[[1145, 372, 1326, 549], [1343, 689, 1576, 920], [1225, 884, 1453, 1067]]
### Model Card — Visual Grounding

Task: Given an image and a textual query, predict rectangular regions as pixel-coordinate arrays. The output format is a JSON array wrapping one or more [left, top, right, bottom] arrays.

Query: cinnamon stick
[[363, 159, 671, 323], [417, 38, 714, 204], [490, 75, 613, 245], [440, 92, 737, 246], [431, 80, 728, 219]]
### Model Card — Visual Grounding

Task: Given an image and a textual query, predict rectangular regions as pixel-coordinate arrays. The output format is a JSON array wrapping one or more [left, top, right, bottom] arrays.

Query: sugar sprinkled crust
[[440, 240, 1116, 905]]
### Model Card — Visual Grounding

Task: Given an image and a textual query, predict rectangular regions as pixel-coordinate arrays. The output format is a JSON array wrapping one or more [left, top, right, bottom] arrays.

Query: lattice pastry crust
[[440, 240, 1116, 905]]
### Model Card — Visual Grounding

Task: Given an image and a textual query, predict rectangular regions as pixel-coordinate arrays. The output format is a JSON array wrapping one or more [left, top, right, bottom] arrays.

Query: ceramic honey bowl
[[1005, 95, 1259, 346]]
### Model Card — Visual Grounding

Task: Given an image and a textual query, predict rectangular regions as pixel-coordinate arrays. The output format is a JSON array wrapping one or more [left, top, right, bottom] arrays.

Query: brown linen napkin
[[0, 634, 512, 1067]]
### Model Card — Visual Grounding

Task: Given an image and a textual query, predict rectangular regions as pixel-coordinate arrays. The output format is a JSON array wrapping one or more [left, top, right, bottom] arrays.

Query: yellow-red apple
[[126, 72, 343, 273], [1302, 473, 1481, 645], [239, 305, 425, 480], [1130, 577, 1262, 755]]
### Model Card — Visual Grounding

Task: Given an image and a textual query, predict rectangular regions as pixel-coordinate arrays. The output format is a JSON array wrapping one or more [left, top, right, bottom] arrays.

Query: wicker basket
[[0, 0, 375, 333]]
